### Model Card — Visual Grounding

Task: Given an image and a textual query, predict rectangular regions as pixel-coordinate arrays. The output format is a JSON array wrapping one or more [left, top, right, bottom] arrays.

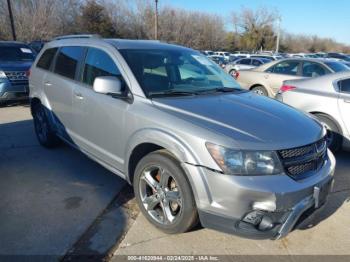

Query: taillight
[[279, 85, 296, 93], [26, 69, 31, 77], [234, 71, 240, 79]]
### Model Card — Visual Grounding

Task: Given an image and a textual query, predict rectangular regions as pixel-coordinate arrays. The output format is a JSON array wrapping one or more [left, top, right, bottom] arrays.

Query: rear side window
[[82, 48, 120, 86], [54, 46, 85, 80], [339, 79, 350, 93], [36, 48, 57, 70]]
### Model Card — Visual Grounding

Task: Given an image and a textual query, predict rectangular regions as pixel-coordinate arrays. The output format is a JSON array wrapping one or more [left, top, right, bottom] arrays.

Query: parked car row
[[27, 35, 336, 241], [236, 58, 350, 96]]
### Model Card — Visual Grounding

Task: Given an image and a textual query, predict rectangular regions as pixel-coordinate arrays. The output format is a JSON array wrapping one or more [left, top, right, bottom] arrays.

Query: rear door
[[31, 47, 58, 99], [45, 46, 85, 139], [265, 60, 302, 93], [71, 47, 128, 171], [338, 78, 350, 136]]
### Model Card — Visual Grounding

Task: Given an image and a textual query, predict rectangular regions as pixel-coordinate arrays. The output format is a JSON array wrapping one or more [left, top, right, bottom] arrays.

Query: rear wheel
[[229, 69, 238, 79], [32, 103, 60, 148], [133, 151, 198, 234], [251, 85, 268, 96], [314, 114, 342, 152]]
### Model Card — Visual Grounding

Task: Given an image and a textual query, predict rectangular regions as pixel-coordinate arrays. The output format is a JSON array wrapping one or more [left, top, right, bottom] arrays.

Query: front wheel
[[133, 151, 198, 234], [251, 85, 268, 96]]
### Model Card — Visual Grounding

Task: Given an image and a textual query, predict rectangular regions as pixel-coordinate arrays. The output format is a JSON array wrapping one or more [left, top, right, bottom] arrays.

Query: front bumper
[[182, 149, 335, 239], [0, 81, 29, 102]]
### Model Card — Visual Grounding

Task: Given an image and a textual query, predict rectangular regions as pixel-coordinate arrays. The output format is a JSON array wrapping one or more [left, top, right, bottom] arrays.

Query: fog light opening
[[258, 216, 274, 231], [242, 211, 275, 232]]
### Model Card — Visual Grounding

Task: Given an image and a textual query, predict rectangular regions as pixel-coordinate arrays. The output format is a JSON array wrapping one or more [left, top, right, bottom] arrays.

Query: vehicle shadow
[[0, 117, 134, 260], [296, 150, 350, 230]]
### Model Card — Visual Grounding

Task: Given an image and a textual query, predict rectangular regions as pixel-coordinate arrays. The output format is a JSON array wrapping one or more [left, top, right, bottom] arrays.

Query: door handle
[[74, 91, 84, 100], [344, 99, 350, 103], [44, 81, 52, 86]]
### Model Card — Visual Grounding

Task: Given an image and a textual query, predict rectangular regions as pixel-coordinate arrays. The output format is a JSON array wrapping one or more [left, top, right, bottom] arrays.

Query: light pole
[[7, 0, 16, 41], [275, 16, 281, 54], [155, 0, 159, 40]]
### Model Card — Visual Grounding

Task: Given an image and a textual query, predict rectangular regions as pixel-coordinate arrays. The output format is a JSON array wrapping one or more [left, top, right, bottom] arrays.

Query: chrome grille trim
[[278, 138, 327, 180], [4, 71, 29, 86]]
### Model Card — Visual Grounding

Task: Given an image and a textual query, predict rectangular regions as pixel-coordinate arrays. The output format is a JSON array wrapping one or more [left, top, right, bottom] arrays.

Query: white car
[[225, 57, 272, 78], [276, 71, 350, 151], [214, 51, 231, 61], [203, 50, 214, 56]]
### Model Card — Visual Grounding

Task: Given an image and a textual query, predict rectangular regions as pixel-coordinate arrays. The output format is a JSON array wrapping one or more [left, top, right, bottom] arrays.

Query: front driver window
[[268, 61, 299, 75], [83, 48, 121, 86], [302, 62, 327, 77]]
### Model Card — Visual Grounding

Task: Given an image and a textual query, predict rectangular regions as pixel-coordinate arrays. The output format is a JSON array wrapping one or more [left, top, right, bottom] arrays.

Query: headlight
[[206, 143, 283, 175], [0, 71, 7, 79]]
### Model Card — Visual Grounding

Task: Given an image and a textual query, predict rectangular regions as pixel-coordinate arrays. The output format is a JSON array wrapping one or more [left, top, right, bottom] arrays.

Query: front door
[[266, 60, 302, 93], [72, 47, 129, 171]]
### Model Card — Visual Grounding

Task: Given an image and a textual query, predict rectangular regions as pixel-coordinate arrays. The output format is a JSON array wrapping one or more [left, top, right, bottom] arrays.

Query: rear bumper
[[183, 149, 335, 239]]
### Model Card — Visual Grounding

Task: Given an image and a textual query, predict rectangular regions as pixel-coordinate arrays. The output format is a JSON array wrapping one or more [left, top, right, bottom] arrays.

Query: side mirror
[[93, 76, 123, 96]]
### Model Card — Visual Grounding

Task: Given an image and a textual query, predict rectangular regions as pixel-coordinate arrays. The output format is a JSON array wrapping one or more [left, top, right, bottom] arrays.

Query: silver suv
[[29, 35, 335, 239]]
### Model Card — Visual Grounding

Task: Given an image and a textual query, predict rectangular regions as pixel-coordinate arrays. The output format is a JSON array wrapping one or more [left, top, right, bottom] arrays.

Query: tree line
[[0, 0, 349, 53]]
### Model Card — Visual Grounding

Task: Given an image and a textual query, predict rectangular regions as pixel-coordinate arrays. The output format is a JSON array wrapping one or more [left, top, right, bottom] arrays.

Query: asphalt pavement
[[0, 104, 129, 259]]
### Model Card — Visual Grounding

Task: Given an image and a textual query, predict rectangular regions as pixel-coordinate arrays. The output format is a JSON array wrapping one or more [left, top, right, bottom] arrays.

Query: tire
[[133, 150, 198, 234], [32, 103, 60, 148], [315, 114, 342, 152], [251, 85, 268, 96]]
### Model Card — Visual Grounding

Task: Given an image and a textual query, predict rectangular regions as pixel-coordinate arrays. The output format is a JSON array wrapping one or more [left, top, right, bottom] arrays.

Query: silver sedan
[[276, 71, 350, 151]]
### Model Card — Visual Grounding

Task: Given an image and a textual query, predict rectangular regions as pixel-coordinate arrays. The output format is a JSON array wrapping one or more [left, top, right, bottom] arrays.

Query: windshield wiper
[[196, 87, 243, 94], [148, 90, 198, 98]]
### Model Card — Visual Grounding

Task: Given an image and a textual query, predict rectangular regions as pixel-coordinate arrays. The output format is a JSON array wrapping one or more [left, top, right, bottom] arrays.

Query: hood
[[152, 92, 324, 150], [0, 61, 32, 71]]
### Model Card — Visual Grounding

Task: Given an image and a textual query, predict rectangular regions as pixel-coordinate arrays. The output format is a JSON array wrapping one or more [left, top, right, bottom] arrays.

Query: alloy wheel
[[139, 165, 183, 225]]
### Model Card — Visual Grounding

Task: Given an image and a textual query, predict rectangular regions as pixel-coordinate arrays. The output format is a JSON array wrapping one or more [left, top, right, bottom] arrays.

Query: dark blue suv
[[0, 41, 35, 104]]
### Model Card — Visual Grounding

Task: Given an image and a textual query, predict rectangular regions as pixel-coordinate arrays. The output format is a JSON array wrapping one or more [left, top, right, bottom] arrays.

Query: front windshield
[[325, 61, 350, 72], [0, 46, 35, 62], [120, 48, 241, 97]]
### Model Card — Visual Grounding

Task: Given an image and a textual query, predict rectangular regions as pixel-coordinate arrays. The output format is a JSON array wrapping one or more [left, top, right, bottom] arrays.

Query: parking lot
[[1, 104, 349, 260]]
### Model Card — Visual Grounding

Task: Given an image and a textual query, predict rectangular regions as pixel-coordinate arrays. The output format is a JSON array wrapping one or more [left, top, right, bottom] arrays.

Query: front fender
[[124, 128, 200, 178], [124, 128, 213, 207]]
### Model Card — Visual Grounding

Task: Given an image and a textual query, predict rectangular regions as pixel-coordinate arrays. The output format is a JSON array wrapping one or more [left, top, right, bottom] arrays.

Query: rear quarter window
[[36, 48, 58, 70]]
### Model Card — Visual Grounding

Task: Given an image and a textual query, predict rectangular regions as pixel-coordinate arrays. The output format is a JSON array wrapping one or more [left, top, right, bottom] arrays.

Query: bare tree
[[230, 7, 279, 51], [0, 0, 348, 53]]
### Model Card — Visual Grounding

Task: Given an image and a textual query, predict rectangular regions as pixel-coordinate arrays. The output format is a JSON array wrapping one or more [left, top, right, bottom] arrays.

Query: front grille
[[4, 71, 28, 86], [278, 138, 327, 180]]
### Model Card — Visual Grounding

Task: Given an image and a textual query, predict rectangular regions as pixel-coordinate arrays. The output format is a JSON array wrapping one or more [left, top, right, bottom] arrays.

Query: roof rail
[[53, 34, 101, 41]]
